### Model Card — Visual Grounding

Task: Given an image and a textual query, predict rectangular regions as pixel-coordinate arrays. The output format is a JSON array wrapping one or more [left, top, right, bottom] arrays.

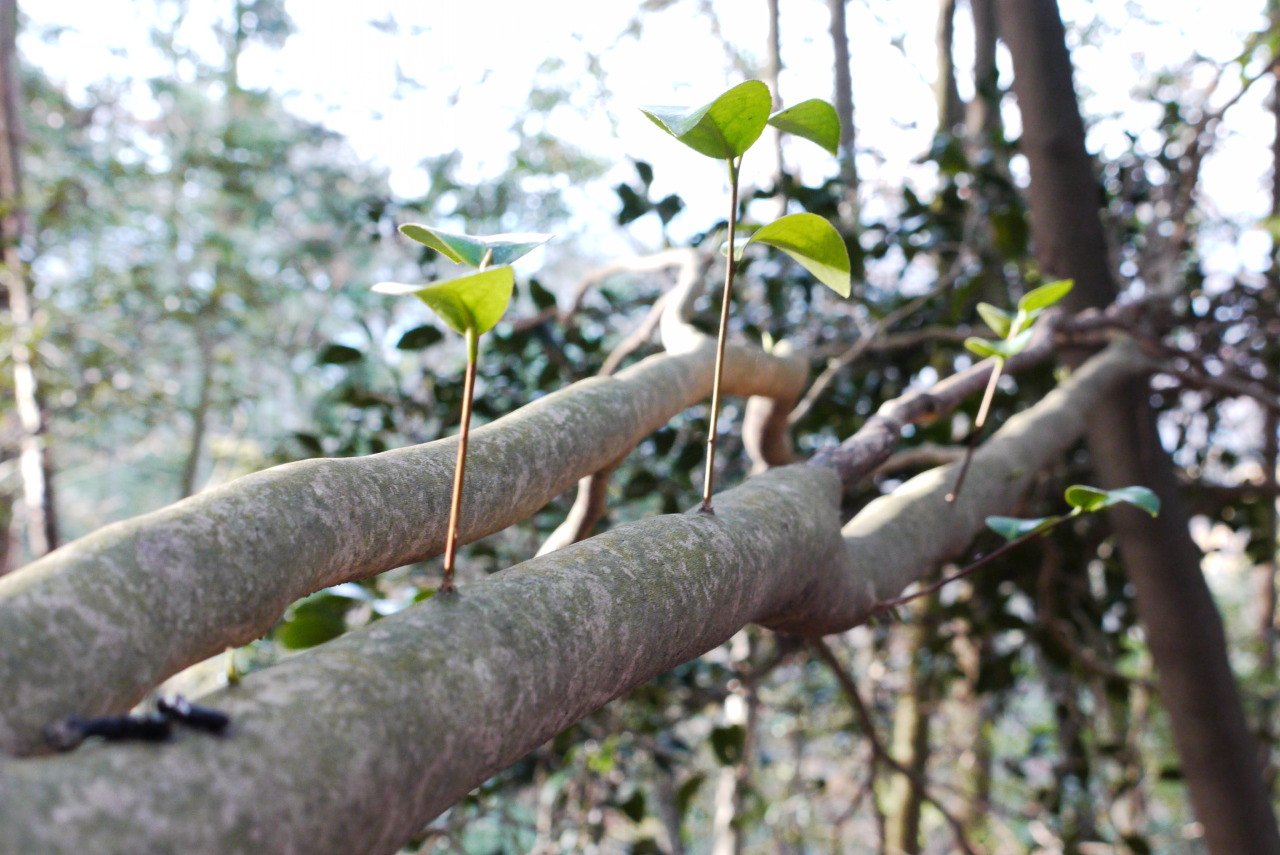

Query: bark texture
[[0, 327, 805, 756], [997, 2, 1280, 851], [0, 343, 1148, 854]]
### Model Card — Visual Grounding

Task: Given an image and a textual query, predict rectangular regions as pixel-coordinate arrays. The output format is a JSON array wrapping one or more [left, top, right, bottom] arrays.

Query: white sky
[[21, 0, 1276, 278]]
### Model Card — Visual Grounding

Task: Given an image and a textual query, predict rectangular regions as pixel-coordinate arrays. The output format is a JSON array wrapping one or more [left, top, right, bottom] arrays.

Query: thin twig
[[872, 516, 1072, 613], [789, 263, 966, 426], [810, 639, 978, 855]]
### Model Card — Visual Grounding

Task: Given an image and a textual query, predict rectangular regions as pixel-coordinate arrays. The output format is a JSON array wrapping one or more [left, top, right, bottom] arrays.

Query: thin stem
[[702, 157, 741, 512], [874, 515, 1073, 612], [946, 358, 1003, 503], [442, 328, 479, 593], [973, 358, 1003, 429]]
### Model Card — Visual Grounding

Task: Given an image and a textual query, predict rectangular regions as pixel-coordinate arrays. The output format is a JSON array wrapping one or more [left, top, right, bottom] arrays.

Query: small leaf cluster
[[374, 225, 551, 360], [965, 279, 1073, 361], [986, 484, 1161, 541], [641, 81, 851, 298]]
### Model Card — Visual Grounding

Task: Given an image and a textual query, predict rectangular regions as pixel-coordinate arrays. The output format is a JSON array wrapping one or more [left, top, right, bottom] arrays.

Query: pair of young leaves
[[377, 80, 852, 350], [373, 226, 551, 361], [642, 80, 851, 299], [987, 484, 1160, 541]]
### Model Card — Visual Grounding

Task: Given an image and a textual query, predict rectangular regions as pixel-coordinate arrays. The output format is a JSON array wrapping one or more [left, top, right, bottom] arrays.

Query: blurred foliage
[[10, 1, 1280, 853]]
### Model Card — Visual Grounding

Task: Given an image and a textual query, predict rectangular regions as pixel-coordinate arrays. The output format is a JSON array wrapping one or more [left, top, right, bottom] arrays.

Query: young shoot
[[641, 82, 852, 511], [375, 225, 551, 593], [878, 484, 1159, 612], [946, 279, 1073, 503]]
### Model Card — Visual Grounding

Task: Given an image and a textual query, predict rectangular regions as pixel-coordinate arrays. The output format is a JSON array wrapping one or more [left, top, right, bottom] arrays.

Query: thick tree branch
[[0, 342, 1150, 855], [0, 304, 806, 756]]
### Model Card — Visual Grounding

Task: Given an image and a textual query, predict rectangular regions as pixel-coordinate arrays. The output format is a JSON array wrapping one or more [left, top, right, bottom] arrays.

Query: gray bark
[[0, 313, 805, 756], [0, 342, 1148, 854], [828, 0, 858, 212]]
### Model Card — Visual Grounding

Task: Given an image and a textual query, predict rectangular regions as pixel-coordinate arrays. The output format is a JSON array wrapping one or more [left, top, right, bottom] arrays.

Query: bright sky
[[22, 0, 1276, 277]]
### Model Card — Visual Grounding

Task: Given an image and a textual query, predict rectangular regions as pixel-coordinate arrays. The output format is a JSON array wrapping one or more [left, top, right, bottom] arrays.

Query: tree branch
[[0, 342, 1151, 854]]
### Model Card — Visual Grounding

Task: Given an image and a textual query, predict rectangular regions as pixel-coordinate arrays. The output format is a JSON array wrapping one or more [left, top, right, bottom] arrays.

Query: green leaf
[[986, 514, 1063, 541], [1065, 484, 1160, 516], [767, 98, 841, 155], [1064, 485, 1110, 512], [317, 343, 362, 364], [373, 266, 516, 339], [710, 724, 746, 765], [996, 326, 1035, 358], [275, 592, 360, 649], [398, 224, 552, 268], [674, 774, 706, 821], [641, 80, 771, 160], [971, 327, 1034, 360], [964, 337, 1001, 359], [1017, 279, 1073, 313], [976, 302, 1013, 338], [743, 213, 851, 297], [619, 790, 647, 823], [395, 325, 444, 350]]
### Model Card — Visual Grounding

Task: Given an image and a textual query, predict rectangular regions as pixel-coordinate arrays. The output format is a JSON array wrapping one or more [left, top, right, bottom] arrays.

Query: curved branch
[[0, 341, 1149, 854], [539, 248, 807, 552], [0, 294, 807, 757]]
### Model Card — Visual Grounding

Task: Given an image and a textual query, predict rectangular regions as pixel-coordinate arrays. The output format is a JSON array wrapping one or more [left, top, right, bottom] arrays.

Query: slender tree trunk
[[763, 0, 787, 219], [179, 332, 215, 499], [996, 2, 1280, 851], [885, 606, 933, 855], [966, 0, 1001, 142], [936, 0, 964, 133], [711, 630, 755, 855], [1256, 2, 1280, 789], [828, 0, 858, 216], [0, 0, 56, 559]]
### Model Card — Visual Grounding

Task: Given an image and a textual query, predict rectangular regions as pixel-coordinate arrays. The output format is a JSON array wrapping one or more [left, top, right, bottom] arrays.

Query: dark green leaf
[[275, 593, 360, 649], [398, 224, 551, 268], [674, 773, 706, 821], [528, 278, 558, 311], [635, 159, 655, 187], [710, 724, 745, 765], [767, 98, 841, 155], [619, 790, 646, 823], [744, 213, 851, 297], [318, 343, 363, 364], [641, 81, 771, 160], [395, 325, 444, 350]]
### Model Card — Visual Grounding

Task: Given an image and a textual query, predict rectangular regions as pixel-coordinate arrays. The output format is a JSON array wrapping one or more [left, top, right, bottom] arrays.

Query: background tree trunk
[[935, 0, 964, 133], [0, 0, 56, 560], [827, 0, 858, 217], [997, 1, 1280, 851]]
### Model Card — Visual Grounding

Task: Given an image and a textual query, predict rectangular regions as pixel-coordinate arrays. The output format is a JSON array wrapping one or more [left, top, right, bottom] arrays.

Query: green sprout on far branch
[[946, 279, 1074, 503], [877, 484, 1160, 612], [641, 81, 852, 512], [374, 225, 551, 593]]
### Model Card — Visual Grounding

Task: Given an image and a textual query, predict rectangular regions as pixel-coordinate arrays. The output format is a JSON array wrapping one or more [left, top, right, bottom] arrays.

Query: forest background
[[3, 0, 1280, 853]]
